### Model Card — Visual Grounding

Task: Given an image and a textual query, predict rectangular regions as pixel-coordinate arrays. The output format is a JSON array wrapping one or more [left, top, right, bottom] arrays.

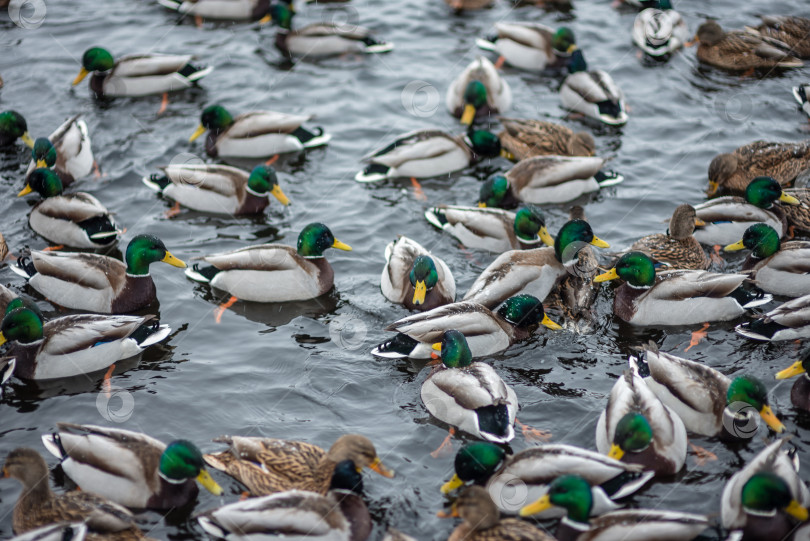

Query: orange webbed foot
[[410, 177, 426, 201], [516, 420, 552, 443], [215, 296, 238, 324], [690, 442, 717, 466], [685, 322, 710, 352], [430, 428, 456, 459], [158, 93, 169, 116]]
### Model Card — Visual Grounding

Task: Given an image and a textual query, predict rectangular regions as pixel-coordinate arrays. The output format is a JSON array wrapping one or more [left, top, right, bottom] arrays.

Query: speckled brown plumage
[[0, 233, 8, 263], [629, 204, 709, 270], [781, 187, 810, 235], [498, 118, 594, 161], [708, 140, 810, 196], [751, 16, 810, 59], [444, 0, 493, 10], [694, 21, 803, 72], [444, 487, 554, 541]]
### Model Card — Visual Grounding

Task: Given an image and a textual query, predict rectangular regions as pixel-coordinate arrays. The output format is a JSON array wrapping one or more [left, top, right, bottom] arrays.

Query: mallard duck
[[355, 129, 508, 183], [382, 529, 416, 541], [498, 118, 595, 161], [519, 475, 711, 540], [0, 307, 171, 379], [747, 16, 810, 59], [438, 486, 554, 541], [690, 20, 802, 72], [2, 447, 149, 540], [0, 232, 9, 263], [442, 441, 654, 517], [736, 293, 810, 341], [724, 223, 810, 297], [793, 84, 810, 118], [381, 236, 455, 311], [633, 343, 785, 437], [594, 252, 772, 326], [41, 423, 221, 509], [371, 294, 560, 359], [721, 439, 810, 541], [0, 110, 33, 147], [776, 349, 810, 412], [632, 0, 689, 57], [202, 434, 393, 496], [72, 47, 212, 98], [25, 118, 94, 188], [424, 206, 553, 253], [18, 168, 119, 249], [596, 364, 687, 476], [446, 57, 511, 126], [475, 24, 576, 72], [444, 0, 493, 11], [157, 0, 274, 22], [693, 176, 800, 245], [707, 140, 810, 196], [463, 219, 609, 309], [560, 50, 627, 126], [190, 104, 330, 158], [184, 223, 351, 302], [8, 234, 186, 313], [7, 523, 87, 541], [627, 204, 708, 270], [422, 331, 517, 443], [142, 163, 289, 215]]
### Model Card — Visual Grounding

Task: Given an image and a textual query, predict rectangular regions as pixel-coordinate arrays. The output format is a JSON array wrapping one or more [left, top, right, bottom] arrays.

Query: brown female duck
[[691, 20, 802, 72], [707, 140, 810, 196], [748, 16, 810, 58], [498, 118, 595, 161], [629, 204, 708, 269]]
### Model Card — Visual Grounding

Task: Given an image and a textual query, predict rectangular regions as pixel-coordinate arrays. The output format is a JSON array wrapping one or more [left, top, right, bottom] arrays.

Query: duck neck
[[18, 474, 52, 510], [557, 516, 589, 541]]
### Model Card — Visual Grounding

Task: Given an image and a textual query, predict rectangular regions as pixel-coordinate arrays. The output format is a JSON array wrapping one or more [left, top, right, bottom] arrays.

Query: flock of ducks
[[2, 0, 810, 540]]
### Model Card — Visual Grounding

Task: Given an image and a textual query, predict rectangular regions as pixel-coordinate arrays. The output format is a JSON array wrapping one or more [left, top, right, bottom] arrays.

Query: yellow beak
[[413, 280, 427, 305], [477, 202, 487, 208], [707, 180, 719, 196], [440, 473, 464, 494], [542, 314, 562, 330], [460, 104, 476, 126], [780, 192, 801, 205], [270, 184, 290, 206], [590, 236, 610, 248], [786, 500, 809, 521], [567, 43, 578, 54], [500, 149, 515, 160], [694, 218, 706, 227], [724, 240, 746, 252], [594, 267, 619, 283], [332, 239, 352, 251], [257, 13, 272, 24], [759, 405, 785, 433], [21, 132, 34, 148], [776, 360, 806, 380], [0, 332, 6, 346], [161, 251, 187, 268], [369, 456, 394, 478], [189, 124, 207, 142], [36, 159, 48, 168], [196, 470, 223, 495], [608, 443, 624, 460], [538, 226, 554, 247], [519, 494, 552, 517], [432, 342, 442, 353], [72, 67, 89, 86], [17, 184, 33, 197]]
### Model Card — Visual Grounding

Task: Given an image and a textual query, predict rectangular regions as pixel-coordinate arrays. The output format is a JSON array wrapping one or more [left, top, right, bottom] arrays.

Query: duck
[[632, 0, 689, 57], [475, 23, 576, 72], [721, 439, 810, 541], [190, 104, 331, 158], [156, 0, 274, 22], [746, 16, 810, 59], [438, 486, 554, 541], [0, 307, 171, 380], [354, 129, 508, 183], [776, 349, 810, 412], [519, 475, 711, 541], [424, 206, 553, 253], [736, 292, 810, 341], [0, 110, 33, 147], [72, 47, 212, 98], [446, 56, 511, 126], [7, 523, 87, 541], [560, 49, 627, 126], [0, 356, 15, 397], [8, 234, 186, 314], [25, 118, 94, 188], [381, 236, 455, 311], [633, 342, 785, 438], [444, 0, 493, 12], [497, 118, 595, 161], [0, 232, 8, 263], [2, 447, 150, 540], [724, 223, 810, 297], [441, 441, 654, 517], [142, 163, 290, 215], [462, 218, 609, 309], [371, 294, 560, 359], [422, 331, 517, 443], [793, 84, 810, 118], [627, 203, 708, 270], [693, 176, 800, 245], [18, 168, 119, 249], [596, 363, 687, 476], [594, 251, 772, 326], [707, 140, 810, 196], [691, 20, 802, 72], [184, 223, 351, 302], [41, 423, 221, 509], [202, 434, 393, 496]]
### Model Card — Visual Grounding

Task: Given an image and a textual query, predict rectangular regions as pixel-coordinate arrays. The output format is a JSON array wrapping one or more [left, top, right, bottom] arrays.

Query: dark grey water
[[1, 0, 809, 539]]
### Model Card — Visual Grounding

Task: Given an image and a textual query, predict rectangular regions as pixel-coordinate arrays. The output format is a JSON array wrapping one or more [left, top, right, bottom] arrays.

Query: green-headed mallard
[[381, 236, 455, 311], [2, 448, 150, 540], [594, 252, 772, 326], [721, 439, 810, 540], [184, 223, 351, 302], [355, 129, 508, 183], [422, 331, 517, 443], [190, 104, 330, 159], [736, 292, 810, 341], [627, 204, 708, 270], [424, 206, 553, 253], [519, 475, 711, 540], [498, 118, 595, 162], [19, 168, 119, 249], [438, 486, 553, 541], [25, 118, 94, 188], [596, 364, 686, 476], [463, 219, 609, 309], [371, 294, 560, 359], [632, 0, 689, 57], [633, 343, 785, 437], [476, 24, 576, 72], [41, 423, 221, 509], [9, 234, 186, 313], [142, 163, 289, 215], [691, 21, 802, 72], [203, 433, 393, 496], [441, 441, 654, 517], [747, 16, 810, 59], [157, 0, 275, 22], [793, 84, 810, 118], [72, 47, 212, 98], [707, 140, 810, 196], [776, 348, 810, 412], [0, 110, 33, 147], [446, 57, 511, 126], [7, 523, 87, 541], [724, 223, 810, 297], [560, 50, 627, 126]]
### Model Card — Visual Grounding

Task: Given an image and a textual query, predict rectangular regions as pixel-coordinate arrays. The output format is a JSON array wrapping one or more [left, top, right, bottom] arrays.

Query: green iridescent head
[[568, 49, 587, 74], [330, 459, 364, 493], [269, 2, 293, 29], [467, 130, 503, 159], [552, 28, 577, 54], [741, 473, 808, 521], [728, 223, 780, 259], [24, 168, 63, 198], [159, 440, 222, 495], [81, 47, 115, 72], [497, 294, 561, 330], [514, 206, 552, 245], [125, 234, 186, 275], [595, 252, 656, 288], [297, 223, 352, 258], [554, 219, 610, 263], [521, 474, 592, 522], [478, 175, 509, 208], [0, 111, 33, 147], [247, 165, 289, 205], [0, 308, 44, 346], [409, 255, 439, 306], [200, 105, 235, 133], [657, 0, 673, 9], [32, 138, 57, 169], [435, 330, 472, 368], [4, 297, 43, 320], [726, 375, 784, 433], [455, 442, 505, 484], [745, 177, 795, 209], [460, 81, 488, 125], [612, 412, 653, 456]]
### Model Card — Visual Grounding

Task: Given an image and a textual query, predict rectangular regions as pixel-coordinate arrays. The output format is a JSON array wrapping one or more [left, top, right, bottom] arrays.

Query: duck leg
[[195, 14, 204, 28], [710, 245, 725, 267], [165, 202, 182, 218], [215, 296, 239, 324], [265, 155, 279, 166], [685, 322, 710, 352], [158, 93, 169, 116], [93, 161, 102, 178], [42, 245, 64, 252], [103, 364, 115, 395], [493, 56, 506, 70], [689, 442, 717, 466], [410, 178, 426, 201], [516, 420, 552, 442], [430, 428, 455, 458]]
